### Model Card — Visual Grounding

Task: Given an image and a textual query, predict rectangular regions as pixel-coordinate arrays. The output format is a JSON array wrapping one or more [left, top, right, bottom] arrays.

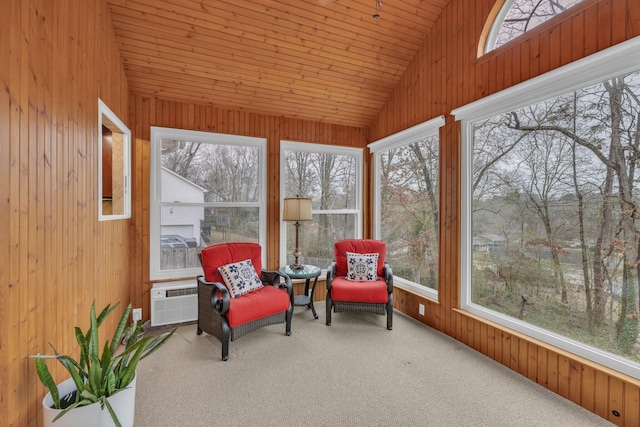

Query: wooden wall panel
[[127, 95, 367, 318], [368, 0, 640, 425], [1, 1, 130, 425], [0, 4, 10, 425]]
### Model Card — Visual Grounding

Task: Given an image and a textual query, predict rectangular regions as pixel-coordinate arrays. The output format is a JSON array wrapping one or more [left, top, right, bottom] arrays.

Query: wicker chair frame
[[197, 270, 293, 361], [325, 260, 393, 330]]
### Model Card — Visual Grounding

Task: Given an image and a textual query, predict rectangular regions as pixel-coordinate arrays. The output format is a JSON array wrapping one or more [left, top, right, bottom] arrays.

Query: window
[[98, 99, 131, 220], [485, 0, 586, 52], [454, 36, 640, 378], [369, 117, 444, 299], [150, 127, 266, 280], [280, 142, 362, 269]]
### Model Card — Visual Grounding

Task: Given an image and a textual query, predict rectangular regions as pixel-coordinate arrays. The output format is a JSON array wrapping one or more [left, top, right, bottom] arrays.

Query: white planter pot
[[42, 375, 137, 427]]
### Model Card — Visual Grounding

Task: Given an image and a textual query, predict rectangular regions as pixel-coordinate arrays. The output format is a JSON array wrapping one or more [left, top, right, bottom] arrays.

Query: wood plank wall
[[127, 95, 368, 320], [370, 0, 640, 425], [0, 1, 131, 426]]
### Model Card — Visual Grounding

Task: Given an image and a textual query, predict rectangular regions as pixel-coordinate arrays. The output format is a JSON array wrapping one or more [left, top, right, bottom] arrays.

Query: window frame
[[279, 141, 363, 269], [150, 126, 267, 280], [453, 36, 640, 379], [98, 99, 131, 221], [368, 116, 445, 300], [485, 0, 515, 52], [484, 0, 586, 53]]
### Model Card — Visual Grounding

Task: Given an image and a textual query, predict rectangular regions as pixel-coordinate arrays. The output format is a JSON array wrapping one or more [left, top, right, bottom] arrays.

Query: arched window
[[484, 0, 585, 53]]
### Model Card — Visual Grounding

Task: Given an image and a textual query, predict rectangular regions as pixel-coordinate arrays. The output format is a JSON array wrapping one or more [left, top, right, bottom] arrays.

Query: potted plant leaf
[[28, 302, 175, 427]]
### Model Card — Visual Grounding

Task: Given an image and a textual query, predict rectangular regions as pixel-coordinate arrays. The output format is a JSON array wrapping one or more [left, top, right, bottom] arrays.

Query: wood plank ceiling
[[107, 0, 450, 128]]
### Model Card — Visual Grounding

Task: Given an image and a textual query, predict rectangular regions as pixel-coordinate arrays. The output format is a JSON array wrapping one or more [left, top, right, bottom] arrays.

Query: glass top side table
[[279, 264, 321, 319]]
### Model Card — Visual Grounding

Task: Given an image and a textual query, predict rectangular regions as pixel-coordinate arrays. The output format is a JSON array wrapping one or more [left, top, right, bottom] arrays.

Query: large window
[[455, 37, 640, 378], [369, 117, 444, 299], [485, 0, 586, 52], [150, 127, 266, 280], [280, 142, 362, 269]]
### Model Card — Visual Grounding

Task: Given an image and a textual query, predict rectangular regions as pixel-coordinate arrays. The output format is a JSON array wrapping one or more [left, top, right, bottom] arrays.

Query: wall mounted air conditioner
[[151, 281, 198, 327]]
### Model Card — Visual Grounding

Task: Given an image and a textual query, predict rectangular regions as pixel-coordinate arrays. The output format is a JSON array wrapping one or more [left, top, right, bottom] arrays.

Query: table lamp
[[283, 196, 313, 270]]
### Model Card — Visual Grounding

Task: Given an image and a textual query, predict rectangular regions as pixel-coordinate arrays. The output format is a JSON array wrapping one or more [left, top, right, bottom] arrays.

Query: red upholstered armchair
[[326, 239, 393, 330], [197, 242, 293, 360]]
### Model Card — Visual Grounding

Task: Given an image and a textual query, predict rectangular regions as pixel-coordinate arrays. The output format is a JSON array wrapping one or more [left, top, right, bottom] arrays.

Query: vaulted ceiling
[[107, 0, 450, 128]]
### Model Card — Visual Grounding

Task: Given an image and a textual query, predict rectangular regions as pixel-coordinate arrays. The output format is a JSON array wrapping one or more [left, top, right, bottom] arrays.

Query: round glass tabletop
[[278, 264, 321, 279]]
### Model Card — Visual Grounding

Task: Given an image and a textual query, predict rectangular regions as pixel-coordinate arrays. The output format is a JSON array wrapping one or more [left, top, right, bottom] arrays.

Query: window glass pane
[[489, 0, 585, 51], [159, 207, 260, 273], [162, 139, 260, 203], [201, 207, 260, 245], [380, 137, 439, 290], [471, 70, 640, 364], [283, 151, 357, 209], [284, 213, 357, 268], [152, 129, 264, 279], [282, 146, 360, 267]]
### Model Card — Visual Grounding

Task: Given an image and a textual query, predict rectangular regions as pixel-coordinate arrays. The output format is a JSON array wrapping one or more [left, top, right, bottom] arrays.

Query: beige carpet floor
[[134, 302, 613, 426]]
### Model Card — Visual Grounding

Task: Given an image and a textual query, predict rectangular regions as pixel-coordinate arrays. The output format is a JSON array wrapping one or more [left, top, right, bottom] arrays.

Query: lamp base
[[290, 244, 304, 271], [289, 263, 305, 271]]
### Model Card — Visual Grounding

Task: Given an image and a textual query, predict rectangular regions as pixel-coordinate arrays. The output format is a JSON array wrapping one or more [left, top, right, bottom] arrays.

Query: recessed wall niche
[[98, 99, 131, 220]]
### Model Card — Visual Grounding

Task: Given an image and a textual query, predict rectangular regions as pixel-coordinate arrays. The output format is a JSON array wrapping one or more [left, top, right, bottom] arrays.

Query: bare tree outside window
[[471, 70, 640, 363], [379, 137, 439, 290], [154, 134, 264, 275], [487, 0, 585, 51], [282, 144, 360, 268]]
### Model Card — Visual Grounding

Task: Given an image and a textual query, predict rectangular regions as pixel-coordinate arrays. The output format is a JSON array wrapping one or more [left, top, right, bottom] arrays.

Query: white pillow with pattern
[[345, 252, 379, 281], [218, 259, 263, 298]]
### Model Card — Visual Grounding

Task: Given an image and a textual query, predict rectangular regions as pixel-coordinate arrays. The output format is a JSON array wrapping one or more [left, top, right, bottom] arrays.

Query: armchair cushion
[[201, 242, 263, 283], [218, 259, 263, 298], [227, 285, 291, 328], [346, 252, 379, 281], [329, 277, 389, 303], [335, 239, 386, 278]]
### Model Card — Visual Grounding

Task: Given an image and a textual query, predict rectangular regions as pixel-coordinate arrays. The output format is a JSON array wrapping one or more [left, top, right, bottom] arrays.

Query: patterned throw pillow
[[218, 259, 264, 298], [345, 252, 379, 281]]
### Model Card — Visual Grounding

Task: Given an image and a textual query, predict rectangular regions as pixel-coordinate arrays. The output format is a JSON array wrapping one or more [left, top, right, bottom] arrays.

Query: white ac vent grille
[[166, 287, 197, 298], [151, 281, 198, 327]]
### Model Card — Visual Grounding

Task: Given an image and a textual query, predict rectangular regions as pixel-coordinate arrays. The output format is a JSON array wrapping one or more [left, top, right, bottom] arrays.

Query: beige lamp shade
[[283, 197, 313, 221]]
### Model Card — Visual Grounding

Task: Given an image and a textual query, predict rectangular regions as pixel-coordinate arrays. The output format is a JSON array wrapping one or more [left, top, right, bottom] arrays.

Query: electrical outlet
[[418, 303, 425, 316], [132, 308, 142, 322]]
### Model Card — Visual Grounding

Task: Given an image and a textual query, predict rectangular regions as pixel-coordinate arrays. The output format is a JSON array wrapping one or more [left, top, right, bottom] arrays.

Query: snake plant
[[28, 302, 175, 426]]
